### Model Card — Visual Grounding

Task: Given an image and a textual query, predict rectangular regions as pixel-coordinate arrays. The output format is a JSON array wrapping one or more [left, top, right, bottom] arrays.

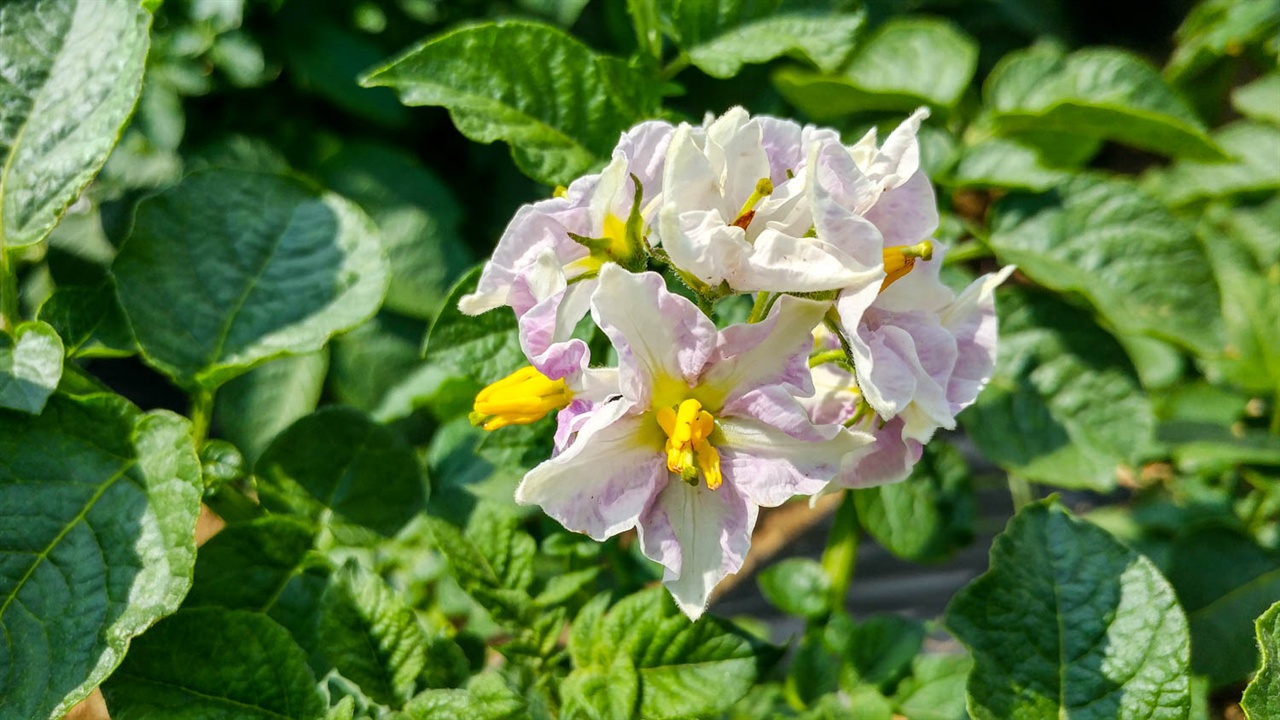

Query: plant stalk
[[0, 247, 17, 334], [1008, 473, 1034, 512], [189, 389, 215, 446], [821, 490, 859, 615]]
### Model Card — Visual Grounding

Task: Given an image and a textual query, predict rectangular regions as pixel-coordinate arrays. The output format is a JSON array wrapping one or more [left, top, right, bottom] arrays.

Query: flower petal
[[833, 416, 923, 489], [940, 265, 1015, 413], [701, 295, 827, 406], [591, 265, 717, 408], [516, 400, 666, 540], [863, 169, 939, 248], [636, 478, 756, 621]]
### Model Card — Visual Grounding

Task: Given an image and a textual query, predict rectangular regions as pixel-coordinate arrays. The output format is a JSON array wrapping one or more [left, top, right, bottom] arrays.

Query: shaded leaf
[[256, 407, 427, 540], [892, 654, 972, 720], [1243, 601, 1280, 720], [1233, 73, 1280, 125], [946, 500, 1191, 720], [402, 672, 526, 720], [854, 442, 974, 563], [686, 13, 864, 79], [1144, 122, 1280, 207], [0, 0, 150, 248], [757, 558, 830, 620], [988, 175, 1222, 356], [101, 608, 327, 719], [214, 349, 329, 464], [112, 168, 387, 390], [37, 281, 135, 359], [962, 289, 1154, 491], [425, 267, 526, 386], [0, 395, 201, 719], [0, 320, 63, 414]]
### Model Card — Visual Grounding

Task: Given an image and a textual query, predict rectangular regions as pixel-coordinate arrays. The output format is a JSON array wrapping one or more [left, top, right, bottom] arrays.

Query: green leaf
[[561, 654, 641, 720], [961, 289, 1155, 491], [1166, 0, 1280, 84], [665, 0, 781, 44], [0, 320, 63, 414], [319, 562, 433, 708], [949, 138, 1070, 192], [1166, 525, 1280, 687], [0, 394, 201, 719], [330, 312, 427, 413], [426, 267, 526, 386], [985, 45, 1224, 160], [685, 13, 864, 80], [773, 17, 977, 121], [946, 500, 1191, 720], [214, 349, 329, 464], [1143, 122, 1280, 207], [988, 175, 1222, 356], [256, 407, 427, 540], [757, 558, 831, 620], [1233, 73, 1280, 125], [838, 615, 925, 692], [111, 168, 388, 390], [627, 0, 662, 63], [1243, 601, 1280, 720], [574, 587, 780, 720], [317, 142, 469, 320], [402, 672, 526, 720], [854, 442, 973, 563], [892, 654, 973, 720], [36, 281, 135, 359], [101, 608, 327, 719], [1199, 198, 1280, 394], [361, 20, 653, 186], [0, 0, 150, 249]]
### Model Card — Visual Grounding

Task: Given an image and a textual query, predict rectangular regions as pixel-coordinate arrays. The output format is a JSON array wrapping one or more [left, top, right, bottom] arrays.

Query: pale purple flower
[[515, 265, 868, 620]]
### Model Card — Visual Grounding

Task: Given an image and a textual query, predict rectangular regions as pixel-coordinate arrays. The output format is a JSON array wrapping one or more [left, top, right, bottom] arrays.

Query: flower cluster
[[461, 107, 1012, 620]]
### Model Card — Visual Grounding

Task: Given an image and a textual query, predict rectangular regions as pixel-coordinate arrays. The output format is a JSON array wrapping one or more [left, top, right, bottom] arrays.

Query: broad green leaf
[[330, 312, 427, 412], [627, 0, 662, 62], [664, 0, 781, 44], [402, 672, 526, 720], [0, 0, 149, 249], [574, 587, 780, 719], [319, 563, 432, 708], [256, 407, 427, 540], [214, 348, 329, 464], [757, 558, 830, 620], [426, 267, 526, 386], [685, 13, 864, 79], [1233, 73, 1280, 125], [892, 654, 972, 720], [561, 654, 641, 720], [112, 168, 388, 390], [988, 175, 1222, 356], [1166, 525, 1280, 687], [37, 281, 135, 359], [949, 138, 1070, 192], [0, 320, 62, 414], [985, 45, 1224, 160], [1143, 122, 1280, 207], [1199, 199, 1280, 394], [773, 17, 976, 120], [0, 394, 201, 720], [317, 143, 469, 320], [946, 500, 1191, 720], [786, 626, 838, 705], [1166, 0, 1280, 84], [100, 607, 327, 719], [362, 21, 654, 186], [961, 289, 1155, 491], [1243, 601, 1280, 720], [423, 513, 536, 624], [836, 615, 925, 692], [854, 442, 973, 563]]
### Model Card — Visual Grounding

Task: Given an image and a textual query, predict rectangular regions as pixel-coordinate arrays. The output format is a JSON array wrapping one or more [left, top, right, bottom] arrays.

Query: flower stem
[[748, 292, 771, 323], [821, 490, 859, 615], [808, 349, 845, 368], [659, 53, 690, 81], [1008, 473, 1034, 512], [0, 247, 17, 334], [189, 388, 215, 446], [1271, 385, 1280, 436], [942, 239, 994, 266]]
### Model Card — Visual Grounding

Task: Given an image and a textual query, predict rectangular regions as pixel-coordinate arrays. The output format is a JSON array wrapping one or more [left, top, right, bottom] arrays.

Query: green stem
[[1008, 474, 1034, 512], [1271, 385, 1280, 436], [808, 349, 846, 368], [0, 247, 17, 334], [189, 388, 215, 446], [748, 292, 771, 323], [943, 239, 995, 266], [659, 53, 690, 81], [821, 490, 859, 615]]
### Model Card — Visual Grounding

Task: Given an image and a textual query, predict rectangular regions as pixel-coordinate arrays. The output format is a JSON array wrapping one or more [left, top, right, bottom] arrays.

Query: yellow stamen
[[880, 239, 934, 291], [657, 399, 723, 489], [471, 366, 573, 431], [731, 177, 774, 230], [553, 185, 568, 198]]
